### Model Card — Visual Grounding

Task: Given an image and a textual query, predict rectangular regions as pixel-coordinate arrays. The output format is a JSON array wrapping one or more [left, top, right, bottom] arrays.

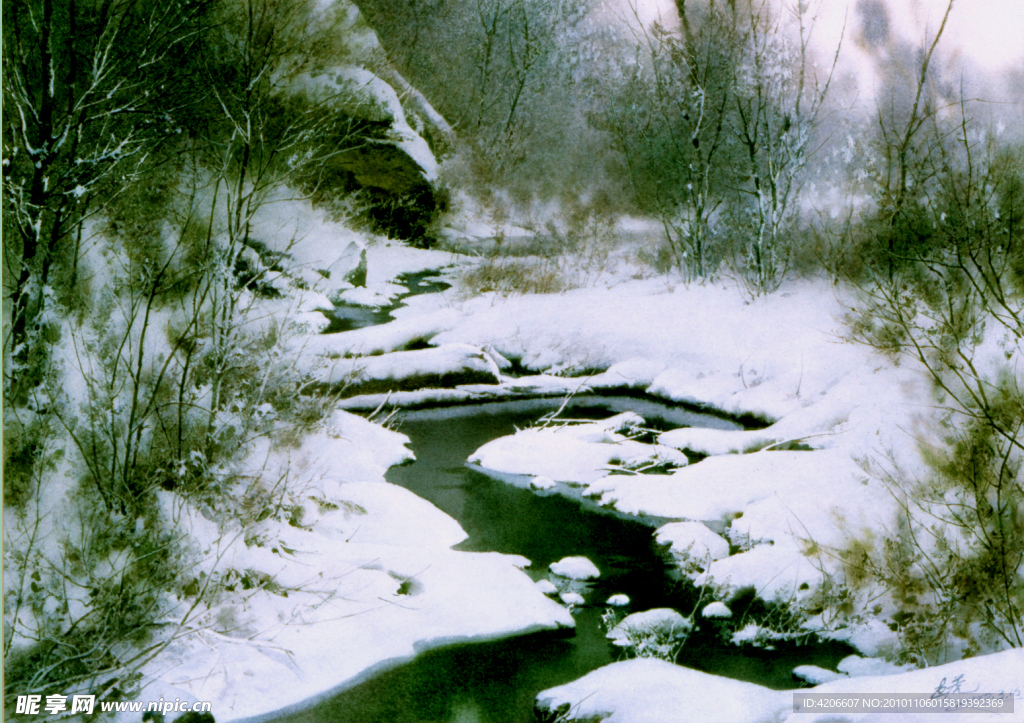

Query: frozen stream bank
[[269, 397, 854, 723]]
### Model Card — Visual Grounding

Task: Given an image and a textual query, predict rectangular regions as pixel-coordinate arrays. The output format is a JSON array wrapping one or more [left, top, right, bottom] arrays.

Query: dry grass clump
[[460, 256, 569, 296]]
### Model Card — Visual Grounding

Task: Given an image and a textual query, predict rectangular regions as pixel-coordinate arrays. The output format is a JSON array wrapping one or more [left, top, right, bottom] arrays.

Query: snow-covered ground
[[304, 238, 939, 657], [63, 209, 1000, 720], [95, 202, 589, 721], [536, 650, 1024, 723], [136, 410, 572, 721]]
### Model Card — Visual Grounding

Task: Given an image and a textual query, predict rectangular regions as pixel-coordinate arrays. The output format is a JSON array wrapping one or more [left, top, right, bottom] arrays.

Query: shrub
[[460, 256, 568, 296], [835, 3, 1024, 662]]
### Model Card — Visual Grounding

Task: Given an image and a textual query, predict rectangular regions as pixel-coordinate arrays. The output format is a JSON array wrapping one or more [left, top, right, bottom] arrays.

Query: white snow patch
[[530, 475, 557, 490], [295, 308, 460, 360], [314, 343, 500, 388], [589, 357, 668, 389], [655, 521, 730, 576], [538, 650, 1024, 723], [560, 591, 586, 606], [550, 556, 601, 580], [247, 191, 369, 301], [501, 374, 592, 396], [537, 658, 788, 723], [695, 541, 824, 602], [837, 655, 914, 678], [535, 579, 559, 595], [607, 609, 693, 647], [606, 594, 631, 607], [702, 602, 733, 619], [334, 286, 396, 308], [364, 239, 458, 288], [469, 413, 686, 487], [792, 665, 847, 685]]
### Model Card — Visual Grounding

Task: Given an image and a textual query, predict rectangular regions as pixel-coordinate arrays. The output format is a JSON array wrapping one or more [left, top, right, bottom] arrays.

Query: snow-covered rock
[[550, 556, 601, 580], [316, 343, 501, 392], [535, 579, 559, 595], [538, 649, 1024, 723], [536, 658, 788, 723], [318, 67, 438, 181], [607, 609, 693, 647], [702, 601, 732, 619], [469, 413, 687, 487], [606, 594, 631, 607], [560, 591, 586, 606], [655, 521, 731, 577], [837, 654, 914, 678], [792, 665, 847, 685]]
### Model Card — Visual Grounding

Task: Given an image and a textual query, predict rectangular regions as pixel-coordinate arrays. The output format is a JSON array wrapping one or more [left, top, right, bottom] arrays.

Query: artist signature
[[931, 675, 1021, 701]]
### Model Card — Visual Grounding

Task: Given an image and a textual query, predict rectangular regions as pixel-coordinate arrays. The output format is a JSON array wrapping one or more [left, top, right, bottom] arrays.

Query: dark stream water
[[273, 397, 852, 723], [322, 270, 452, 333]]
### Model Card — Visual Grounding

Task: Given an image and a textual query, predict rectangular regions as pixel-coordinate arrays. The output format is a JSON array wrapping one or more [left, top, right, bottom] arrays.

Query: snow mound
[[535, 579, 558, 595], [539, 649, 1024, 723], [588, 357, 667, 390], [702, 602, 733, 619], [606, 594, 631, 607], [607, 609, 693, 647], [469, 413, 686, 486], [837, 654, 914, 678], [530, 475, 557, 490], [560, 591, 586, 606], [792, 665, 847, 685], [334, 286, 395, 308], [550, 556, 601, 580], [315, 343, 501, 391], [536, 658, 788, 723], [655, 521, 730, 577]]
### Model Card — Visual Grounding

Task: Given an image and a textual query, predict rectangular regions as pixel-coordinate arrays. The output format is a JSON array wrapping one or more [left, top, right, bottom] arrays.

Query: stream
[[273, 396, 853, 723], [322, 270, 452, 334]]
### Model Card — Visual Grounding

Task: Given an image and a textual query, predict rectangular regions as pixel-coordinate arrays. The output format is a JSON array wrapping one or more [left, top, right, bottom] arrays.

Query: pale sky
[[617, 0, 1024, 96]]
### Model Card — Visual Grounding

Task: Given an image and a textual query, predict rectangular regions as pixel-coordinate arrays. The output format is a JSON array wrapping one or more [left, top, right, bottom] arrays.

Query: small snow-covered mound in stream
[[655, 521, 731, 575], [313, 342, 502, 392], [536, 649, 1024, 723], [606, 609, 694, 648], [469, 412, 688, 487], [701, 601, 732, 619], [550, 556, 601, 580]]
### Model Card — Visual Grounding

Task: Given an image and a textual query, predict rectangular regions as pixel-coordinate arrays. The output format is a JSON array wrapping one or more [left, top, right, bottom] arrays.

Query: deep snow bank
[[536, 650, 1024, 723], [377, 277, 939, 657], [137, 411, 573, 722]]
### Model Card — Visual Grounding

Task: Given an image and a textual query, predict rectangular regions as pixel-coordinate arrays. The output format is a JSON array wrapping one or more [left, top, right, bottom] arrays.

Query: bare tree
[[607, 0, 839, 289], [727, 0, 842, 294], [2, 0, 210, 397]]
